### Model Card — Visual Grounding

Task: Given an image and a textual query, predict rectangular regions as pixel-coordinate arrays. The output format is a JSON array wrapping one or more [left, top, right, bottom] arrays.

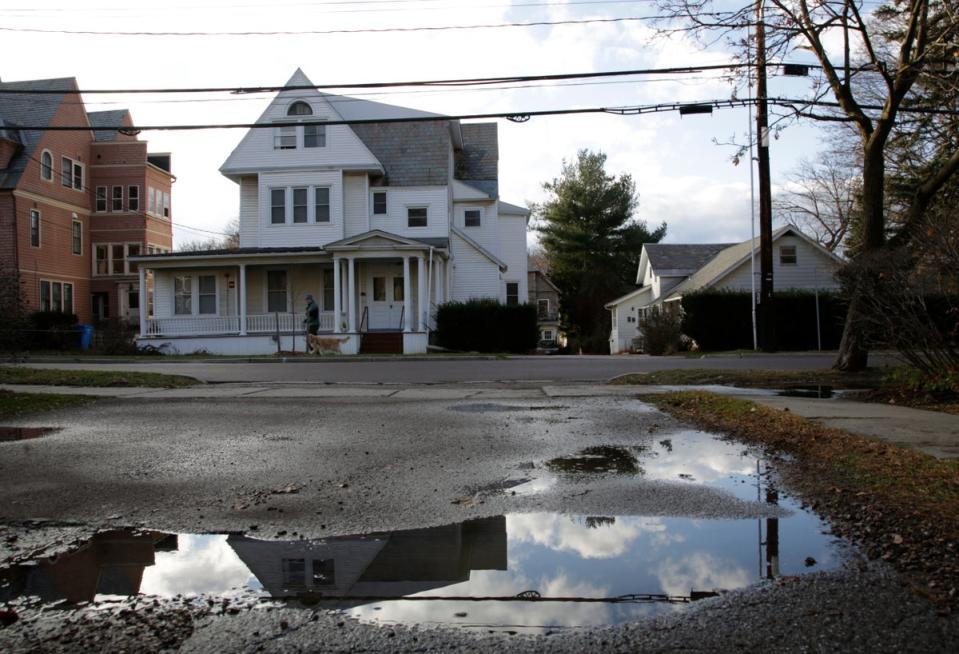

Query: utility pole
[[755, 0, 776, 351]]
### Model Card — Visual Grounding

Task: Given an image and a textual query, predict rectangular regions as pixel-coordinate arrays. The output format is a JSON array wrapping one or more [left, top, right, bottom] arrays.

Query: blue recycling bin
[[77, 324, 94, 351]]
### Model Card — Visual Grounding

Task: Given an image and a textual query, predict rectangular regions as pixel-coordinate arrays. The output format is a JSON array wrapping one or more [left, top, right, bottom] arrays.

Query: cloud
[[140, 535, 257, 596]]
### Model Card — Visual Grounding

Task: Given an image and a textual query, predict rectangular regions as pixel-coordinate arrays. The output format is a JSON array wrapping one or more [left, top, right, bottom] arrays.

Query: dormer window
[[274, 125, 296, 150], [287, 101, 312, 116]]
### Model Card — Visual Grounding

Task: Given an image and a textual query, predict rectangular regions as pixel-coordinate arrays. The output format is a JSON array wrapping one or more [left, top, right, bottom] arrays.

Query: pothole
[[448, 404, 566, 413], [0, 427, 60, 442], [546, 446, 645, 475]]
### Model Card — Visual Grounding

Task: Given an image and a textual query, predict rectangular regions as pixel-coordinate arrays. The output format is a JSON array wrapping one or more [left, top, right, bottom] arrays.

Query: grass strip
[[0, 366, 199, 389], [611, 367, 885, 389], [0, 389, 96, 419], [643, 391, 959, 613]]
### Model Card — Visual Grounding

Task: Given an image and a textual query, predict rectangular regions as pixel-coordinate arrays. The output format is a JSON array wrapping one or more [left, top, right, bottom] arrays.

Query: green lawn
[[610, 367, 886, 389], [0, 366, 200, 388], [0, 390, 96, 419]]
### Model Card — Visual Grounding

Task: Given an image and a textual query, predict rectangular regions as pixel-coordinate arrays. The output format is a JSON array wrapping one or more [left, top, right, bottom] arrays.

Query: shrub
[[27, 311, 80, 351], [639, 306, 682, 355], [681, 289, 847, 351], [436, 299, 538, 353], [93, 319, 138, 355]]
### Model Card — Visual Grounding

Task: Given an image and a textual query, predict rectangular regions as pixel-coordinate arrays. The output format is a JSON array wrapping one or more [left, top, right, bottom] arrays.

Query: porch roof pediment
[[325, 230, 449, 252]]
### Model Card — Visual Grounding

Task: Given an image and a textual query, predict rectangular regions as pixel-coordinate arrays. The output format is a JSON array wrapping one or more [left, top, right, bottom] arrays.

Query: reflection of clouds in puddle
[[140, 535, 258, 596], [642, 431, 757, 485], [349, 570, 633, 630], [508, 513, 663, 559], [654, 552, 752, 597]]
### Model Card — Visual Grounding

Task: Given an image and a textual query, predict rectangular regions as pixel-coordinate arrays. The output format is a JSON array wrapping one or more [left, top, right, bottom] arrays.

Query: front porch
[[131, 234, 449, 355]]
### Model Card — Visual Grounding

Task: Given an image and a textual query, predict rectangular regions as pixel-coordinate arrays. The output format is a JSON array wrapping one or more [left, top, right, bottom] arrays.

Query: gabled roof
[[0, 77, 77, 190], [664, 225, 844, 300], [324, 229, 449, 251], [497, 200, 529, 216], [88, 109, 132, 142], [352, 121, 451, 186], [644, 242, 733, 274], [604, 285, 653, 309]]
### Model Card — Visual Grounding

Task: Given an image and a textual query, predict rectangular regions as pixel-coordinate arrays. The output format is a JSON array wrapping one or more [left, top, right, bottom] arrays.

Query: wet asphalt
[[1, 391, 956, 651]]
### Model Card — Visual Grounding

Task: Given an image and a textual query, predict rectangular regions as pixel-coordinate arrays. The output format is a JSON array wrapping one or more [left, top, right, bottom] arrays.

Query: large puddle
[[0, 430, 847, 632]]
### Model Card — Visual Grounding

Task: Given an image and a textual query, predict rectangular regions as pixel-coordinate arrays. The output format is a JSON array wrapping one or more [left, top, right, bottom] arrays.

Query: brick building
[[0, 77, 173, 325]]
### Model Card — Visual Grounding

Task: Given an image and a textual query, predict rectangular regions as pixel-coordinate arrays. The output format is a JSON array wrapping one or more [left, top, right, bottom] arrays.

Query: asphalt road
[[20, 352, 897, 384]]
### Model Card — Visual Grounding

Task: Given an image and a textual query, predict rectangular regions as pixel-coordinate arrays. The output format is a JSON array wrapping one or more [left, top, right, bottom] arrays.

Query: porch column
[[347, 256, 357, 332], [402, 255, 411, 333], [434, 257, 443, 306], [333, 256, 342, 333], [417, 255, 426, 331], [238, 264, 247, 335], [137, 266, 147, 336]]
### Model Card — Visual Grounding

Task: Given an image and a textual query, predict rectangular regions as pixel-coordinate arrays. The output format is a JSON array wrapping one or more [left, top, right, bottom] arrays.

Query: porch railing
[[144, 312, 334, 337]]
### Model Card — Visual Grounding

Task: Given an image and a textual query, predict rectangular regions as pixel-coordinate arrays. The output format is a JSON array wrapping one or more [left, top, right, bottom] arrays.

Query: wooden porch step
[[360, 331, 403, 354]]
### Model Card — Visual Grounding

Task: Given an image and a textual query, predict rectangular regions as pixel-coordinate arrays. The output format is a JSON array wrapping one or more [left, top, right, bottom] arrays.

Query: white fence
[[145, 312, 334, 337]]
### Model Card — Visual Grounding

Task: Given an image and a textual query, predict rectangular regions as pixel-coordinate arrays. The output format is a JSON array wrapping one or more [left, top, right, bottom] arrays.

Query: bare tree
[[656, 0, 959, 370], [775, 147, 861, 252], [177, 218, 240, 252]]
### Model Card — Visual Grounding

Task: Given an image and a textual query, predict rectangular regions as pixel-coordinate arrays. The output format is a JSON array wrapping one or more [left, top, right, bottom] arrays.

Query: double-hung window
[[779, 245, 797, 265], [271, 189, 286, 224], [267, 270, 288, 313], [537, 298, 549, 317], [197, 275, 216, 314], [30, 210, 40, 247], [61, 156, 82, 190], [95, 245, 109, 274], [304, 123, 325, 148], [39, 281, 73, 313], [174, 275, 192, 315], [128, 186, 140, 212], [314, 187, 330, 223], [372, 191, 387, 215], [147, 187, 156, 214], [163, 192, 170, 218], [274, 124, 297, 150], [72, 220, 82, 255], [112, 186, 123, 212], [96, 187, 107, 212], [506, 282, 519, 306], [292, 187, 308, 223], [464, 209, 481, 227], [407, 207, 427, 228], [111, 244, 126, 275]]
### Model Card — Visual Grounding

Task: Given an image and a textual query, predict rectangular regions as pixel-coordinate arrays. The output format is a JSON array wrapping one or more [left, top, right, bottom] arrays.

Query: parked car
[[536, 339, 560, 355]]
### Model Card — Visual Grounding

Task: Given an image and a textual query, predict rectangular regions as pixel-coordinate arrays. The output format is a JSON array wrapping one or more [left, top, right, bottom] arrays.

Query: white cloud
[[140, 535, 257, 597]]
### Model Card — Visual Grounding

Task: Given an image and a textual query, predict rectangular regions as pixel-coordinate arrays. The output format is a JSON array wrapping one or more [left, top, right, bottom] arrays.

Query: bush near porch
[[680, 289, 847, 351], [436, 300, 539, 353]]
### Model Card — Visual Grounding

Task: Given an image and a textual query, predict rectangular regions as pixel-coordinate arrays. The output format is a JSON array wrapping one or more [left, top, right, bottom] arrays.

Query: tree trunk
[[834, 138, 886, 371]]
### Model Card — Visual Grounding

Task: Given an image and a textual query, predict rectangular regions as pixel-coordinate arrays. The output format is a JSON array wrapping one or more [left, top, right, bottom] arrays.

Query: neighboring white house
[[605, 225, 843, 354], [131, 69, 530, 355]]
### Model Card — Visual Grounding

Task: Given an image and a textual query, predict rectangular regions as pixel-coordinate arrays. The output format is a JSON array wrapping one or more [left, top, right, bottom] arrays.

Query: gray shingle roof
[[457, 123, 498, 196], [351, 121, 450, 186], [644, 243, 733, 273], [0, 77, 75, 190], [88, 109, 130, 142]]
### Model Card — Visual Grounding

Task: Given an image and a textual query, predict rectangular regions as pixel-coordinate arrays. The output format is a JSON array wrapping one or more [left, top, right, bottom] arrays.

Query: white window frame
[[273, 122, 297, 150], [292, 187, 309, 224], [265, 269, 290, 313], [39, 279, 73, 314], [407, 206, 428, 228], [111, 185, 123, 212], [270, 187, 287, 224], [174, 275, 193, 315], [147, 186, 156, 214], [464, 208, 482, 228], [542, 329, 554, 342], [779, 245, 798, 265], [314, 186, 331, 223], [163, 192, 170, 218], [196, 274, 218, 315], [29, 209, 40, 248], [304, 122, 326, 148], [537, 298, 550, 316], [61, 156, 83, 191], [71, 218, 82, 256], [95, 186, 107, 212], [92, 242, 143, 276], [40, 150, 53, 181], [371, 190, 387, 216]]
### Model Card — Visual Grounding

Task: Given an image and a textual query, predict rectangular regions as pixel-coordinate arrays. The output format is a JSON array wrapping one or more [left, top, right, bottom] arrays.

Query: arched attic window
[[40, 150, 53, 181], [287, 101, 313, 116]]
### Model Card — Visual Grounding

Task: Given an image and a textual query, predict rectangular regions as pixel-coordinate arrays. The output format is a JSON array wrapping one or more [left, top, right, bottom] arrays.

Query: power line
[[0, 62, 796, 95], [7, 96, 956, 134], [0, 14, 734, 37]]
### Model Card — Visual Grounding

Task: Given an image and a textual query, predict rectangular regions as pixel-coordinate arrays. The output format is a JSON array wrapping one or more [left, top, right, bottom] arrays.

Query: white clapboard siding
[[453, 201, 498, 254], [496, 213, 528, 302], [367, 187, 449, 240], [343, 173, 369, 238], [239, 176, 260, 247], [221, 91, 382, 175], [154, 270, 173, 317], [718, 235, 841, 292], [450, 232, 501, 301], [256, 171, 343, 247]]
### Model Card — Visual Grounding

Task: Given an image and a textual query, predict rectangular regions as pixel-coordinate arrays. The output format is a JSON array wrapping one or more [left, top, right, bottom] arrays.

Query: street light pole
[[755, 0, 776, 351]]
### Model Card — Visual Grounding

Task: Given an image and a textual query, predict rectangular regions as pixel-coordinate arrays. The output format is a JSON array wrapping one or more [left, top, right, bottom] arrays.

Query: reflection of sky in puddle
[[3, 432, 842, 632]]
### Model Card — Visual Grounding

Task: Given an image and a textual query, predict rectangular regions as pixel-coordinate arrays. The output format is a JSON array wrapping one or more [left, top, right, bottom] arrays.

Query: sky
[[0, 0, 842, 247]]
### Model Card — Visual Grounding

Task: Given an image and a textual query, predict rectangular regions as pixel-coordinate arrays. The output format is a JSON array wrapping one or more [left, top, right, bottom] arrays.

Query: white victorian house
[[132, 70, 530, 355]]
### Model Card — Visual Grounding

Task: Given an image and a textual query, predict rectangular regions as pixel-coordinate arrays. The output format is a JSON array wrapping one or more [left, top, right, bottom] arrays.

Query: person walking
[[304, 294, 320, 335]]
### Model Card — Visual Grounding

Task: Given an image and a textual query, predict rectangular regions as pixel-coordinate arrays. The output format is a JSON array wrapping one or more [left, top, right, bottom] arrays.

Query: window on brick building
[[112, 186, 123, 212], [40, 151, 53, 181], [96, 187, 107, 212], [128, 186, 140, 212], [72, 219, 82, 255]]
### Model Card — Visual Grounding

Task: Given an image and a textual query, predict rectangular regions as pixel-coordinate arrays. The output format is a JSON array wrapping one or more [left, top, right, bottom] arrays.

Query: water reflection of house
[[0, 531, 174, 604], [227, 516, 506, 604]]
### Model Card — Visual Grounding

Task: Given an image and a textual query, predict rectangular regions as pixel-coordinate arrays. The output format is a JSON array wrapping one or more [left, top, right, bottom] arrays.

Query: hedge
[[680, 289, 847, 351], [436, 299, 539, 353]]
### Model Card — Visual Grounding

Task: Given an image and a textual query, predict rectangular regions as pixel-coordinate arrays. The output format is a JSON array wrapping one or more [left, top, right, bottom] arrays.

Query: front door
[[368, 275, 404, 330]]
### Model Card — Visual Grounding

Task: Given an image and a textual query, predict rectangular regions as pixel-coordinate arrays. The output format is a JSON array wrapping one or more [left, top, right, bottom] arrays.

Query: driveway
[[17, 352, 897, 384]]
